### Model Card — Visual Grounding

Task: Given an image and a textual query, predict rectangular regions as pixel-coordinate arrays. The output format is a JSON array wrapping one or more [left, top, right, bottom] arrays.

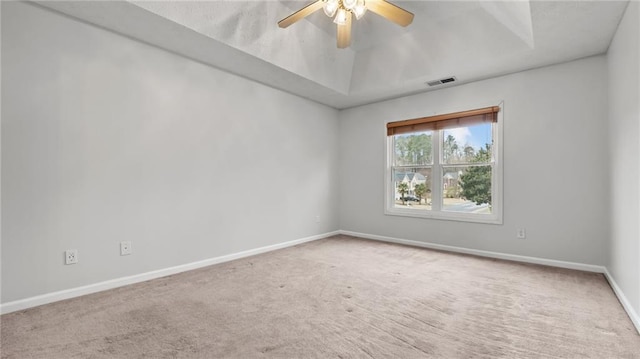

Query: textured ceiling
[[36, 0, 629, 109]]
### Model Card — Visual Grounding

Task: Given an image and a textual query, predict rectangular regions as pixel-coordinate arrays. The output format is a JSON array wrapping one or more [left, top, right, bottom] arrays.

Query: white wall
[[339, 56, 609, 265], [1, 2, 339, 304], [608, 0, 640, 321]]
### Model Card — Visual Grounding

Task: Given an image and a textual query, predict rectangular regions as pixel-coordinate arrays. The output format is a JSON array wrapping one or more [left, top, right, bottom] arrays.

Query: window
[[385, 105, 502, 224]]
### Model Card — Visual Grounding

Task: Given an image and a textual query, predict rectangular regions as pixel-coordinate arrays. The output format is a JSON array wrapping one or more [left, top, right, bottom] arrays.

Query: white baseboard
[[339, 230, 640, 335], [603, 268, 640, 335], [0, 231, 340, 315], [4, 229, 639, 336], [339, 230, 605, 272]]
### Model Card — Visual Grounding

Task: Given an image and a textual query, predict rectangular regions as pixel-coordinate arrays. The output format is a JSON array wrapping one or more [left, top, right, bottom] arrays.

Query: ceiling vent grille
[[426, 76, 457, 87]]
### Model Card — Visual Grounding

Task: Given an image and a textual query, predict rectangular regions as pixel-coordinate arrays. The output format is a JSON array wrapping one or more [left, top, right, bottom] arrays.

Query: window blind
[[386, 106, 500, 136]]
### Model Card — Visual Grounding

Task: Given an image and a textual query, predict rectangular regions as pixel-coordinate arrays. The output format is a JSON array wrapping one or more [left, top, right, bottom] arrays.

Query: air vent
[[426, 76, 457, 87]]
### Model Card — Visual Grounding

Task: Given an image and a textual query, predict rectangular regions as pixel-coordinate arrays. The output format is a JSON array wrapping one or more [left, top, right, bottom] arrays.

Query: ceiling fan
[[278, 0, 414, 49]]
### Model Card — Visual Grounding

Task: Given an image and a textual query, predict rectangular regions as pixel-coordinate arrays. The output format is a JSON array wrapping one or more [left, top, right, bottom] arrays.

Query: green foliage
[[474, 144, 491, 162], [397, 182, 409, 205], [463, 146, 476, 162], [394, 133, 432, 165], [459, 145, 492, 205], [445, 185, 459, 198], [414, 183, 427, 204], [443, 134, 490, 164], [443, 134, 460, 163]]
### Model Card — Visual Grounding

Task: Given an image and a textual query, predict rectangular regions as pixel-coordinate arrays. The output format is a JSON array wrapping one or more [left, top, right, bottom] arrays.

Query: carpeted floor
[[1, 235, 639, 358]]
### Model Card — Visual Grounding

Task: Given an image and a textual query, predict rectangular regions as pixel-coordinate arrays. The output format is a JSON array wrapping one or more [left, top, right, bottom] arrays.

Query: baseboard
[[603, 268, 640, 335], [340, 230, 640, 335], [5, 229, 639, 336], [0, 230, 340, 315], [339, 230, 605, 272]]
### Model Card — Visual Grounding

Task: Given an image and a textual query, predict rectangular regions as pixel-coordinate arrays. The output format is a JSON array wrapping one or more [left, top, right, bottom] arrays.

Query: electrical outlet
[[120, 241, 132, 256], [65, 249, 78, 265], [517, 229, 526, 239], [315, 215, 321, 223]]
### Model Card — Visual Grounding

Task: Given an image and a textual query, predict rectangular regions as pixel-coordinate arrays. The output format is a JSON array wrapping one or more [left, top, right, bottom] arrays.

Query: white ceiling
[[36, 0, 629, 109]]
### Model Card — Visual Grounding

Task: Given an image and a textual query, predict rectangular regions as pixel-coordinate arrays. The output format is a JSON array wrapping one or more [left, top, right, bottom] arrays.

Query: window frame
[[384, 103, 503, 224]]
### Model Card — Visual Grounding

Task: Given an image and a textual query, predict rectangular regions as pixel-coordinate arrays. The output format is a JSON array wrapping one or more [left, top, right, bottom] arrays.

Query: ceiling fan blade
[[366, 0, 414, 27], [278, 0, 325, 28], [337, 12, 352, 48]]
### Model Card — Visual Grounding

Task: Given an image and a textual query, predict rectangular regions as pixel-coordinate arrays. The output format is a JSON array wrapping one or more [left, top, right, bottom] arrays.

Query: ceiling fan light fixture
[[343, 0, 357, 10], [278, 0, 414, 49], [323, 0, 339, 17], [354, 0, 367, 20], [333, 8, 348, 25]]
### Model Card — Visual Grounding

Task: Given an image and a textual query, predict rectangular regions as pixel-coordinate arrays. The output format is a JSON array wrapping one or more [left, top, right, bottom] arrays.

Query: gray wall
[[338, 56, 609, 266], [608, 0, 640, 320], [1, 2, 339, 303]]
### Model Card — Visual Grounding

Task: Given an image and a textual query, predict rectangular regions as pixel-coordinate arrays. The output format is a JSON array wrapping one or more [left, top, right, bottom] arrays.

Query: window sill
[[384, 207, 503, 225]]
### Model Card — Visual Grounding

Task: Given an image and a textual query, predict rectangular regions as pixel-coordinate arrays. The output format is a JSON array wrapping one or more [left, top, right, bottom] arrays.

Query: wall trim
[[339, 230, 640, 335], [603, 268, 640, 335], [339, 230, 605, 272], [3, 228, 639, 336], [0, 231, 340, 315]]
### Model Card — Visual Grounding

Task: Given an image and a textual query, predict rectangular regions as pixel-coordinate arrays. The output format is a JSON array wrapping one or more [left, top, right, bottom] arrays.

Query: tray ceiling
[[36, 0, 628, 109]]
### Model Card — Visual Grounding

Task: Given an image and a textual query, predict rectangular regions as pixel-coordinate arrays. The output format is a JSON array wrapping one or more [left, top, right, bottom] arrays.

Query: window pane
[[393, 131, 433, 166], [393, 168, 432, 210], [442, 165, 492, 214], [442, 123, 492, 164]]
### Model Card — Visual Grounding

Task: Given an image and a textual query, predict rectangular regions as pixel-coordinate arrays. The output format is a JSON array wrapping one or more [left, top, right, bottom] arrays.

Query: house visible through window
[[385, 105, 502, 224]]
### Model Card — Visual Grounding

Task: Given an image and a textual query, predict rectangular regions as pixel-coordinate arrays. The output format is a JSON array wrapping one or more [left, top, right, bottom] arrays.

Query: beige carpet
[[1, 235, 639, 358]]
